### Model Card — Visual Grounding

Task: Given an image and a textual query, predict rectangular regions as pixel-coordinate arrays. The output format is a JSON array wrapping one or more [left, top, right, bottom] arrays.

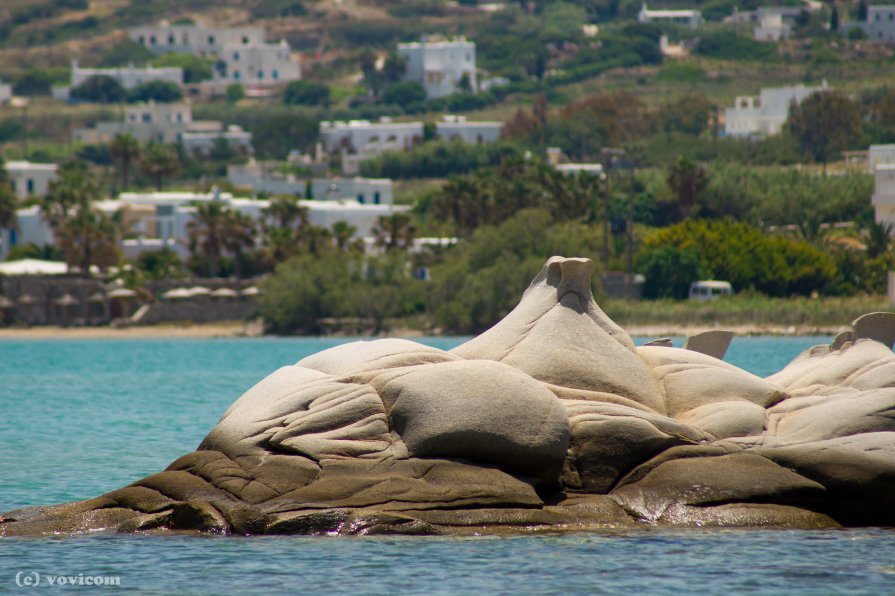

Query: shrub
[[283, 80, 331, 106], [127, 80, 182, 103], [71, 75, 127, 103]]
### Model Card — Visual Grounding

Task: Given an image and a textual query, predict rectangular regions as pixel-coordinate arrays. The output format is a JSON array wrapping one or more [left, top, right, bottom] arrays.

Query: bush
[[151, 53, 213, 84], [251, 0, 306, 17], [639, 219, 837, 296], [99, 39, 154, 67], [637, 246, 705, 299], [127, 80, 182, 103], [283, 80, 331, 106], [695, 31, 777, 61], [381, 81, 426, 105], [226, 83, 244, 104], [71, 75, 127, 103], [12, 69, 55, 96]]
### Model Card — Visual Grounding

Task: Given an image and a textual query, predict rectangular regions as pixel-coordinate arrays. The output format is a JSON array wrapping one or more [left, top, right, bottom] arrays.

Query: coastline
[[0, 321, 845, 339]]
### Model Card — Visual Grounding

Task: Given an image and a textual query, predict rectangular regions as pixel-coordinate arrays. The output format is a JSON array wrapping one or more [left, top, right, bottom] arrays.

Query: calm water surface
[[2, 335, 895, 594]]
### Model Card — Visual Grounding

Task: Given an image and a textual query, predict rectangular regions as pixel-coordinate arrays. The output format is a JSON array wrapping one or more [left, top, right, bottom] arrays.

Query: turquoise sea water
[[2, 335, 895, 594]]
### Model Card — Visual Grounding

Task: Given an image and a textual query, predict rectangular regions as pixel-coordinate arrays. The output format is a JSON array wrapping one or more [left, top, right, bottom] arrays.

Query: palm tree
[[108, 133, 141, 192], [139, 142, 180, 191], [55, 207, 120, 277], [331, 220, 357, 252], [667, 157, 709, 220], [263, 195, 309, 230], [372, 212, 417, 252], [221, 210, 256, 278], [187, 201, 229, 277], [863, 219, 894, 259], [41, 160, 95, 229]]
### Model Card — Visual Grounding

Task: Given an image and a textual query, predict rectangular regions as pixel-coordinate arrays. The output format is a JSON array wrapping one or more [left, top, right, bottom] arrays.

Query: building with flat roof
[[398, 36, 477, 99], [73, 102, 252, 155], [724, 82, 827, 138], [128, 21, 300, 87], [638, 3, 704, 28], [129, 21, 265, 56], [4, 161, 58, 200], [227, 161, 394, 204]]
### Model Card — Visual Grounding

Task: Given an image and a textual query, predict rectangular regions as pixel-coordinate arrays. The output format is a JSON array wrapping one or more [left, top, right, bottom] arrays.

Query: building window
[[142, 113, 152, 123], [139, 35, 145, 44], [26, 179, 34, 194], [9, 228, 17, 246], [374, 192, 381, 204], [150, 35, 157, 45], [168, 34, 175, 44], [176, 113, 183, 123], [272, 69, 279, 79], [890, 13, 894, 20], [876, 13, 881, 21], [358, 194, 365, 204], [258, 70, 264, 79], [208, 35, 215, 45], [242, 36, 249, 44], [233, 71, 240, 80], [233, 52, 240, 60]]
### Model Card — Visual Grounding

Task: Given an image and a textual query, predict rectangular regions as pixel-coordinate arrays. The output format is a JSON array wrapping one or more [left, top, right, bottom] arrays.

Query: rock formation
[[3, 256, 895, 536]]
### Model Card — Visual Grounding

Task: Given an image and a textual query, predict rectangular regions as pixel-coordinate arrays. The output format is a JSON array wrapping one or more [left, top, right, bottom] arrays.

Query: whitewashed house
[[397, 36, 477, 99], [872, 164, 895, 225], [227, 161, 394, 204], [213, 40, 301, 86], [852, 5, 895, 42], [436, 115, 503, 144], [0, 81, 12, 104], [638, 3, 704, 28], [129, 21, 265, 56], [73, 102, 252, 154], [5, 161, 58, 200], [723, 82, 827, 138], [129, 21, 300, 87]]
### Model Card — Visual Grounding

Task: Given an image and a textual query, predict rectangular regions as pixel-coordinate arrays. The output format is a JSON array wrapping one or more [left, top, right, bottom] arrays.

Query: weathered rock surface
[[3, 256, 895, 537]]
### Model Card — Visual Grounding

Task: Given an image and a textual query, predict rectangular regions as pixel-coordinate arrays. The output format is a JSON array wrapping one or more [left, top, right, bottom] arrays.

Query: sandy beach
[[0, 321, 849, 339]]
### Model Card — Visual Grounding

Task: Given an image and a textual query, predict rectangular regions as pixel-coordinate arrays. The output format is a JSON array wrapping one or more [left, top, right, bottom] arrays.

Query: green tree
[[139, 142, 180, 190], [381, 52, 407, 83], [221, 210, 256, 278], [637, 246, 705, 299], [661, 95, 713, 137], [667, 157, 709, 220], [71, 75, 127, 103], [786, 91, 862, 164], [187, 200, 229, 277], [830, 5, 840, 30], [226, 83, 244, 104], [331, 220, 358, 252], [863, 219, 893, 259], [859, 0, 869, 21], [151, 53, 213, 83], [372, 212, 417, 251], [381, 81, 426, 106], [108, 133, 141, 191], [136, 248, 184, 279], [42, 161, 119, 276], [127, 80, 182, 103], [99, 39, 154, 67], [283, 80, 331, 106], [12, 69, 54, 96]]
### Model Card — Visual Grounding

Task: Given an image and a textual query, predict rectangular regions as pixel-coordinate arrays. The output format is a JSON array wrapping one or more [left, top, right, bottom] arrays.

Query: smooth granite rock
[[3, 256, 895, 537]]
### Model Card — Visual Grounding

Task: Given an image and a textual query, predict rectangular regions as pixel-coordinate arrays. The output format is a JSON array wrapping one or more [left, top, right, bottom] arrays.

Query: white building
[[128, 21, 300, 87], [869, 144, 895, 172], [754, 11, 792, 41], [1, 190, 408, 261], [213, 40, 300, 86], [227, 161, 394, 204], [724, 82, 827, 138], [0, 81, 12, 105], [319, 115, 504, 174], [397, 36, 477, 99], [436, 115, 503, 144], [129, 21, 265, 56], [5, 161, 58, 200], [638, 3, 704, 28], [73, 102, 252, 154], [69, 60, 184, 90], [872, 164, 895, 225], [859, 5, 895, 42]]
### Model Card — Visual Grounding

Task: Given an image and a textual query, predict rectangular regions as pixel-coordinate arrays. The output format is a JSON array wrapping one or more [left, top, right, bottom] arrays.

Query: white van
[[689, 280, 733, 301]]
